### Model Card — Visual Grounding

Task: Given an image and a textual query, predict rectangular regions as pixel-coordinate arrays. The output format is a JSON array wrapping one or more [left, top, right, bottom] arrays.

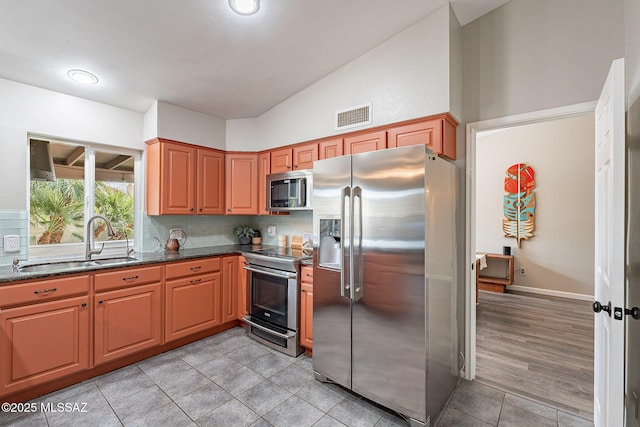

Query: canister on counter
[[278, 235, 288, 247]]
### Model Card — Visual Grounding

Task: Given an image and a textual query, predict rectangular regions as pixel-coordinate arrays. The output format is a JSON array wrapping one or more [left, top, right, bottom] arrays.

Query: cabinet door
[[225, 154, 258, 215], [222, 256, 238, 324], [318, 138, 343, 160], [197, 149, 225, 214], [292, 143, 318, 170], [94, 283, 162, 365], [165, 273, 222, 342], [344, 130, 386, 155], [0, 296, 89, 396], [238, 256, 248, 320], [270, 148, 292, 173], [258, 152, 270, 215], [387, 116, 457, 160], [162, 142, 196, 214], [300, 281, 313, 349]]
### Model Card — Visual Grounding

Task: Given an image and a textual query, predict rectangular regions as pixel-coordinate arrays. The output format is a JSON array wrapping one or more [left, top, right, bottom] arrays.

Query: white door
[[594, 58, 625, 427]]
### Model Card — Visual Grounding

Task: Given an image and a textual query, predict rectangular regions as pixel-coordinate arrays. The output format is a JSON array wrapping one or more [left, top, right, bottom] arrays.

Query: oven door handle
[[243, 264, 298, 279], [242, 316, 297, 339]]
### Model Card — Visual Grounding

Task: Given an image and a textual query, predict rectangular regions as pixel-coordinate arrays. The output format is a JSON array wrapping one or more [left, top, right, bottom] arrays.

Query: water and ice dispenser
[[318, 218, 341, 270]]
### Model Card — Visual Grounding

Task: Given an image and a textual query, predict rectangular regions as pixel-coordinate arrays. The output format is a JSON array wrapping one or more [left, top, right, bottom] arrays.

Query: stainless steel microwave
[[266, 170, 313, 211]]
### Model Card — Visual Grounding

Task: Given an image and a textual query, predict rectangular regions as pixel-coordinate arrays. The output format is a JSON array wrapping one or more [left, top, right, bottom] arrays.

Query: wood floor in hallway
[[475, 290, 594, 420]]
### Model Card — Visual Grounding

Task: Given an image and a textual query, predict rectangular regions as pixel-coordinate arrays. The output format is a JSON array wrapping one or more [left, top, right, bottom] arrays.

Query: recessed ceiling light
[[229, 0, 260, 15], [67, 69, 99, 85]]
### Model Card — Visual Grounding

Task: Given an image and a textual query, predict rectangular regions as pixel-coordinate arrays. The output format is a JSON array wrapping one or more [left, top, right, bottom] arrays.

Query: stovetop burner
[[248, 247, 313, 260]]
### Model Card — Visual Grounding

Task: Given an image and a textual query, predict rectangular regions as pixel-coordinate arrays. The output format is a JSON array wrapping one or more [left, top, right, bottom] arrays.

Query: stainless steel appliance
[[242, 247, 311, 357], [312, 145, 459, 427], [266, 170, 313, 212]]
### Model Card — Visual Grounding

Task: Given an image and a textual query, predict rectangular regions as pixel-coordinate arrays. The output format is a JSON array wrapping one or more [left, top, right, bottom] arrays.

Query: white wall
[[0, 78, 143, 210], [475, 114, 595, 296], [155, 101, 226, 150], [462, 0, 624, 123], [226, 5, 455, 152]]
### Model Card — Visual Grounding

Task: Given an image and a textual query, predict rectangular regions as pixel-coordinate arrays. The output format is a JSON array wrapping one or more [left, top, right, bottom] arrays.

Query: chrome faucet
[[85, 215, 116, 260]]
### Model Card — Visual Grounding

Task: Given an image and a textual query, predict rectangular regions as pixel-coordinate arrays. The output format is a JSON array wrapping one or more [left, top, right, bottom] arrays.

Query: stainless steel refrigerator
[[312, 144, 459, 427]]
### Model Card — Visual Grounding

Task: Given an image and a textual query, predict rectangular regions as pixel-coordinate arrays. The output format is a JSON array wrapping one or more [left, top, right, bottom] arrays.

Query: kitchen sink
[[18, 260, 97, 273], [92, 256, 137, 265]]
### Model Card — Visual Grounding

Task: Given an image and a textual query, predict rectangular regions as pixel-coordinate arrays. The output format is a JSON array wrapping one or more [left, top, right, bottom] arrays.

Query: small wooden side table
[[477, 253, 514, 293]]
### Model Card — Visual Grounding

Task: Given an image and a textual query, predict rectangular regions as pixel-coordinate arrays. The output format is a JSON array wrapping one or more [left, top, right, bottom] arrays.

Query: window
[[28, 138, 141, 259]]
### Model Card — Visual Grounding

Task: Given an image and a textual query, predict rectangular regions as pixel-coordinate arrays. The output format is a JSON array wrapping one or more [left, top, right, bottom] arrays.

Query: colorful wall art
[[503, 163, 536, 246]]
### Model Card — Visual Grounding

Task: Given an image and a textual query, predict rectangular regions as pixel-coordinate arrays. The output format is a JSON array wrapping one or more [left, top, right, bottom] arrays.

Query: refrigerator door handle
[[352, 186, 363, 301], [341, 186, 351, 298]]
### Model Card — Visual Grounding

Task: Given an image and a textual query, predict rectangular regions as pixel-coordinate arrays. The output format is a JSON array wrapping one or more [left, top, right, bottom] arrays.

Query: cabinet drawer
[[165, 258, 221, 280], [94, 266, 162, 292], [0, 275, 90, 308], [301, 266, 314, 284]]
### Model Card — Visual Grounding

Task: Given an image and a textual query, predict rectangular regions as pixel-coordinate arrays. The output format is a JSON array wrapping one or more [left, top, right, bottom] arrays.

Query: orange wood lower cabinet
[[94, 283, 162, 366], [222, 256, 239, 324], [165, 273, 222, 342], [237, 256, 248, 320], [300, 266, 313, 349], [0, 295, 90, 397]]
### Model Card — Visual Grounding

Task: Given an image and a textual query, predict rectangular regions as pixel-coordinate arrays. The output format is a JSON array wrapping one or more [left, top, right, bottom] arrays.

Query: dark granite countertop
[[0, 244, 269, 284]]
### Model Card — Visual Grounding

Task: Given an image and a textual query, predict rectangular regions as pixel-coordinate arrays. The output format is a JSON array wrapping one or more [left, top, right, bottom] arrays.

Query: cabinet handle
[[98, 300, 104, 304], [122, 275, 139, 282], [287, 165, 291, 169], [190, 278, 202, 284], [293, 164, 298, 169], [190, 208, 194, 212], [34, 287, 57, 295], [81, 303, 87, 307], [306, 273, 313, 277], [189, 266, 202, 272], [227, 209, 232, 212], [199, 208, 203, 212], [301, 289, 305, 293]]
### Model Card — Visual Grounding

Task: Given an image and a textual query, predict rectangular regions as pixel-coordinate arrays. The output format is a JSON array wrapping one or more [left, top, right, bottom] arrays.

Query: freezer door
[[312, 155, 353, 389], [350, 145, 428, 422]]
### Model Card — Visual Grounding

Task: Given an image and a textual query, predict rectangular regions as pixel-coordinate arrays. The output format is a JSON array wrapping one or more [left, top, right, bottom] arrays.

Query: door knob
[[627, 307, 640, 320], [593, 300, 611, 316]]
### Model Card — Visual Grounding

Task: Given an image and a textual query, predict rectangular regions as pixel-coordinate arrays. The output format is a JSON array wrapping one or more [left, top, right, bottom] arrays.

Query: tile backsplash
[[141, 211, 313, 252], [0, 210, 28, 266]]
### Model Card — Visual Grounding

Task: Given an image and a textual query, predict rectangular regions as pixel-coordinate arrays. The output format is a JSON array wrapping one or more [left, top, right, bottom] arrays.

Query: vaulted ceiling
[[0, 0, 509, 119]]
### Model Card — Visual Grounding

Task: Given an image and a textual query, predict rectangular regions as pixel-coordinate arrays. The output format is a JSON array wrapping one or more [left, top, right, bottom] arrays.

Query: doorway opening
[[465, 102, 596, 418]]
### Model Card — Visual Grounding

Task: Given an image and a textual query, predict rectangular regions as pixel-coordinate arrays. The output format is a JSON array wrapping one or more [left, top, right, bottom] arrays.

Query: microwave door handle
[[297, 179, 303, 207], [341, 186, 351, 298]]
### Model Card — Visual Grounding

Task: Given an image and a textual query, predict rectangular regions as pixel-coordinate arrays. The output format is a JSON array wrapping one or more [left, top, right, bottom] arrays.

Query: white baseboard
[[507, 285, 593, 301]]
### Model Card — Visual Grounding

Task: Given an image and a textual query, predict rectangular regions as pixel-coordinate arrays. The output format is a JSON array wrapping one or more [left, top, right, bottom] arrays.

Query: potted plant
[[233, 225, 256, 244]]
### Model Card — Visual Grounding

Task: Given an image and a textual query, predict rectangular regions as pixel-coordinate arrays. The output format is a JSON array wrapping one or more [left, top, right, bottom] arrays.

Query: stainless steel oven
[[242, 248, 310, 357]]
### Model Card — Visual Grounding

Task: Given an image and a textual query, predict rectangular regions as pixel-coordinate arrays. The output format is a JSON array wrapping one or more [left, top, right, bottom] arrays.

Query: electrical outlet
[[267, 226, 276, 236], [3, 235, 20, 253], [519, 267, 526, 275]]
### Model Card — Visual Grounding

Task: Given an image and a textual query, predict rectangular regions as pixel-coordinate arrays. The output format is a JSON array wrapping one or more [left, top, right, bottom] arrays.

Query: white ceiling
[[0, 0, 509, 119]]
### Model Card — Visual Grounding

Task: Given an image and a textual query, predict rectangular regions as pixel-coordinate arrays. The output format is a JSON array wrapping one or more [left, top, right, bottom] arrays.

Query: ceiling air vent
[[335, 103, 372, 130]]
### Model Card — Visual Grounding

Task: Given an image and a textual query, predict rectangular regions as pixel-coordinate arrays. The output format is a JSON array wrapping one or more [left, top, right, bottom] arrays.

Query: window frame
[[27, 137, 142, 261]]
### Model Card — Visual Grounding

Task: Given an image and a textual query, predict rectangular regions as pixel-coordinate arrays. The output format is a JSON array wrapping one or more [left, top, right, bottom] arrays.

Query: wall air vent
[[335, 103, 372, 130]]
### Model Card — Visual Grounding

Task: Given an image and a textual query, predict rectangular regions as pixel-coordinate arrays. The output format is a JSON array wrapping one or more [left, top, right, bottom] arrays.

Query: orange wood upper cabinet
[[387, 114, 458, 160], [197, 149, 225, 214], [270, 148, 292, 173], [292, 143, 318, 170], [146, 139, 225, 215], [344, 130, 387, 155], [300, 266, 313, 350], [0, 295, 90, 397], [222, 256, 239, 324], [225, 153, 258, 215], [258, 152, 270, 215], [318, 138, 344, 160], [94, 282, 162, 366], [237, 256, 248, 320]]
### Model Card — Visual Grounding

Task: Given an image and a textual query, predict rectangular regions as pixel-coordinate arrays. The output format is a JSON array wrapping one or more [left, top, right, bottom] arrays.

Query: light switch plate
[[3, 235, 20, 253], [267, 226, 276, 236]]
